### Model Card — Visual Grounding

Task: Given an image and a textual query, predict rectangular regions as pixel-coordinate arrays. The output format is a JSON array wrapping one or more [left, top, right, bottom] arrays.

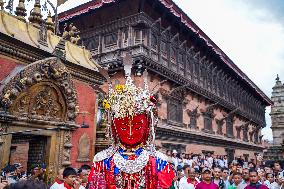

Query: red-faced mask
[[112, 113, 150, 148]]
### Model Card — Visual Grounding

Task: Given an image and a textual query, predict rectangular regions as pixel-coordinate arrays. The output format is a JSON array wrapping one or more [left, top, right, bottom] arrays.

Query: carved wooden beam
[[179, 40, 187, 48], [151, 17, 162, 27], [161, 26, 171, 35], [170, 33, 179, 43]]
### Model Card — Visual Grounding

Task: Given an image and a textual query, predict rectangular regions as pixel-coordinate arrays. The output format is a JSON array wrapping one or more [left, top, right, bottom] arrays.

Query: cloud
[[172, 0, 284, 140]]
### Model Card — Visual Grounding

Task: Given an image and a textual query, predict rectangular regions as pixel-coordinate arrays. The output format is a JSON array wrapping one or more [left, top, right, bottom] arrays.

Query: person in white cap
[[172, 149, 179, 170]]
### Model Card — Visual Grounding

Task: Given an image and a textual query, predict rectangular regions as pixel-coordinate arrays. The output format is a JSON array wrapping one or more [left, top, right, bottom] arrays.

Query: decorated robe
[[88, 147, 175, 189]]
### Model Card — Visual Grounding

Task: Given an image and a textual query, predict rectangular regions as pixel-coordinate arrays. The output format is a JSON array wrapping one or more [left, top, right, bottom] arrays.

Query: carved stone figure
[[77, 133, 90, 162]]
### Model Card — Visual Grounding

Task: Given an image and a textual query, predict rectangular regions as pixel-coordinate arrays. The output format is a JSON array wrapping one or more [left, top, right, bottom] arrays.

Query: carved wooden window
[[225, 116, 234, 138], [151, 33, 158, 50], [170, 46, 177, 63], [134, 29, 147, 44], [167, 98, 183, 123], [161, 41, 167, 56], [85, 35, 99, 50], [178, 53, 184, 63], [104, 33, 118, 47], [122, 29, 128, 46]]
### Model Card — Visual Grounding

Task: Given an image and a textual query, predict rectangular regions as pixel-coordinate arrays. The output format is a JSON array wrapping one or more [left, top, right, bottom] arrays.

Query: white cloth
[[264, 180, 280, 189], [79, 185, 86, 189], [207, 157, 213, 168], [172, 157, 179, 169], [223, 159, 228, 168], [178, 177, 195, 189], [218, 159, 225, 168], [50, 183, 66, 189], [185, 159, 193, 167]]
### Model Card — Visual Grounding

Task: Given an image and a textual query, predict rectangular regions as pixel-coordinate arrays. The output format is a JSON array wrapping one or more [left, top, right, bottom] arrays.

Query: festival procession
[[0, 0, 284, 188]]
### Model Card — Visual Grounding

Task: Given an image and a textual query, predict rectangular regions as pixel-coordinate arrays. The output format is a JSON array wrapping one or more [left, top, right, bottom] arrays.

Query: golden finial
[[28, 0, 43, 27], [46, 11, 55, 33], [15, 0, 27, 22]]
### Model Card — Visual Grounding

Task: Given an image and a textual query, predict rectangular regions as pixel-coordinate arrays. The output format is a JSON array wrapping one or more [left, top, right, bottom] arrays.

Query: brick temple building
[[58, 0, 272, 163], [0, 1, 104, 180]]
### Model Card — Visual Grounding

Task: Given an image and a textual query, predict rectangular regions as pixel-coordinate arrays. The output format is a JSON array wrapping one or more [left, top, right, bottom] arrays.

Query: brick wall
[[0, 56, 22, 81], [9, 143, 29, 172], [71, 79, 97, 168]]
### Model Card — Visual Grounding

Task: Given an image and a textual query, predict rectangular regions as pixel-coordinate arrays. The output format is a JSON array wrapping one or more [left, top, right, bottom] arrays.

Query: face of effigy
[[113, 113, 150, 148]]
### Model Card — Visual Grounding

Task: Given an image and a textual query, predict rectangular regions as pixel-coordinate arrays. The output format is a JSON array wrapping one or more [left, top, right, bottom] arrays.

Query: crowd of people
[[0, 150, 283, 189], [0, 163, 91, 189], [166, 150, 284, 189]]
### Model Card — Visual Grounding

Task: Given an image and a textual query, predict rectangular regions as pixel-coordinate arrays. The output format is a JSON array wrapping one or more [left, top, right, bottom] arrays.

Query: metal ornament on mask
[[101, 53, 158, 148], [95, 53, 159, 174]]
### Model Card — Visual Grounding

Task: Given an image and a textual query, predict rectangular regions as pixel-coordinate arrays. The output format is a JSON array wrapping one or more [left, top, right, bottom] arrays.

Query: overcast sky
[[8, 0, 284, 140]]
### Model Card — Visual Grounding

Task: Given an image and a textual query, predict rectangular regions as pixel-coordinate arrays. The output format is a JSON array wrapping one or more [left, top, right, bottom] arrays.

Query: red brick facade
[[71, 80, 97, 167]]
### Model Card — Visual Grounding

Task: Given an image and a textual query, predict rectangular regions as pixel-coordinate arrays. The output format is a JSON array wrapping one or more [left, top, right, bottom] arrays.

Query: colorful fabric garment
[[244, 183, 269, 189], [50, 183, 72, 189], [88, 147, 174, 189], [196, 181, 220, 189], [229, 183, 247, 189], [178, 177, 196, 189]]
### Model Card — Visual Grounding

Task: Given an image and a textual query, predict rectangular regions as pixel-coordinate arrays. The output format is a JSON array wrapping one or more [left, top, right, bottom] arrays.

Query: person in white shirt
[[219, 159, 225, 168], [223, 155, 228, 168], [179, 166, 196, 189], [207, 153, 214, 169], [185, 154, 193, 168], [264, 173, 280, 189], [51, 167, 77, 189], [50, 168, 65, 189], [172, 149, 179, 170]]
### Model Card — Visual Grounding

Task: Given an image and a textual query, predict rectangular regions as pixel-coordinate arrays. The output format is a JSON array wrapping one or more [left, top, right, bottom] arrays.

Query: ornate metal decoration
[[0, 57, 78, 123], [62, 23, 81, 45], [38, 21, 48, 47], [93, 146, 117, 162], [62, 130, 72, 166], [15, 0, 27, 21], [113, 149, 150, 174], [28, 0, 43, 27]]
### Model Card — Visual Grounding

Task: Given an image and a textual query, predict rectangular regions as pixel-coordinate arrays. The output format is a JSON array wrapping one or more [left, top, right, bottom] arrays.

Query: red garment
[[244, 184, 269, 189], [187, 178, 198, 187], [196, 181, 219, 189], [63, 183, 72, 189], [55, 180, 63, 185], [157, 163, 175, 188], [88, 156, 174, 189]]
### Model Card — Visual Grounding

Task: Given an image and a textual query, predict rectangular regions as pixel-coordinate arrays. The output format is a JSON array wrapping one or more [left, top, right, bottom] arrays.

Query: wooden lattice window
[[170, 46, 177, 62], [86, 35, 99, 50], [151, 33, 158, 50], [161, 41, 167, 56], [104, 33, 117, 47], [167, 98, 183, 123]]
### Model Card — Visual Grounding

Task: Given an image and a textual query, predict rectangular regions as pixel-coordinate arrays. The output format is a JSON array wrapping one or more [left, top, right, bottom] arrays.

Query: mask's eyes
[[133, 121, 143, 130], [120, 121, 127, 130]]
